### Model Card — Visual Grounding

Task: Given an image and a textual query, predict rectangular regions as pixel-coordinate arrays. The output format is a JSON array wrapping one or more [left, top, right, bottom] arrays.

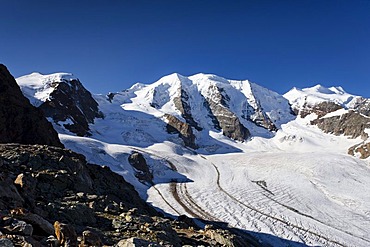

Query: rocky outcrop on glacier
[[201, 84, 251, 141], [348, 142, 370, 159], [311, 110, 370, 139], [128, 151, 153, 184], [0, 65, 63, 147], [165, 114, 198, 149]]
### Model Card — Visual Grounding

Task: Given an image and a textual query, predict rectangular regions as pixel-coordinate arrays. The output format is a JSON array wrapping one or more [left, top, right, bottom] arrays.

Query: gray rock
[[13, 212, 54, 235], [0, 238, 14, 247], [3, 218, 33, 236], [116, 237, 162, 247], [312, 110, 370, 139], [202, 85, 250, 141], [81, 230, 102, 247], [173, 88, 202, 131], [165, 114, 197, 149]]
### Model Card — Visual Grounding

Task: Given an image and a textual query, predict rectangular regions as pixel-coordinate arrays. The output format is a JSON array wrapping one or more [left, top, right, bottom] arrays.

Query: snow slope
[[16, 73, 370, 246]]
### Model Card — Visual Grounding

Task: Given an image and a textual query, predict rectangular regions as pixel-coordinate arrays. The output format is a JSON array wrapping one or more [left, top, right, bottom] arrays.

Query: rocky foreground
[[0, 144, 253, 247]]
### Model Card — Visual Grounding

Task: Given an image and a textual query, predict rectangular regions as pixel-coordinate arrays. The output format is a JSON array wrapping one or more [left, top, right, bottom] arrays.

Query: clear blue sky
[[2, 0, 370, 96]]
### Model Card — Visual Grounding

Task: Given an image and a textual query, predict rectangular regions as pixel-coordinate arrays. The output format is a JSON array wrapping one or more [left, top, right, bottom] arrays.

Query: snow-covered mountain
[[285, 84, 370, 158], [16, 73, 370, 246], [17, 72, 103, 136]]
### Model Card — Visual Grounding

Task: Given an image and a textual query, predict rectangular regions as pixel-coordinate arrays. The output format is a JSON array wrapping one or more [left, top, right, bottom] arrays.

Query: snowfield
[[17, 73, 370, 246]]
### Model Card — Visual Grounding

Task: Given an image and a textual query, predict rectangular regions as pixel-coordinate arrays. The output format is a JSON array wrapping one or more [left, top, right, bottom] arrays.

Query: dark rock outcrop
[[203, 85, 250, 141], [38, 77, 103, 136], [128, 152, 153, 184], [311, 110, 370, 139], [0, 64, 63, 147], [295, 101, 343, 118], [165, 114, 198, 149], [249, 105, 278, 131], [173, 89, 203, 131]]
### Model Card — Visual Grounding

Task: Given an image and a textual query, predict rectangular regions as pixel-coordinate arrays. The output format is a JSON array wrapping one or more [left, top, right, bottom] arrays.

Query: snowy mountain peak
[[17, 72, 77, 86], [284, 84, 356, 110], [16, 72, 102, 136], [114, 73, 295, 144], [17, 72, 78, 106]]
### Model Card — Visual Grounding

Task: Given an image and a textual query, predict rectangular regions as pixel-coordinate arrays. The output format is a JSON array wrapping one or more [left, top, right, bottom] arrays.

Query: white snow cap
[[284, 84, 357, 109], [16, 72, 77, 107]]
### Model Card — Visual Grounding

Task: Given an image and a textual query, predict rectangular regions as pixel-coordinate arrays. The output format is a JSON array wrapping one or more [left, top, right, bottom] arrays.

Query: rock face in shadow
[[0, 65, 63, 147], [38, 77, 103, 136]]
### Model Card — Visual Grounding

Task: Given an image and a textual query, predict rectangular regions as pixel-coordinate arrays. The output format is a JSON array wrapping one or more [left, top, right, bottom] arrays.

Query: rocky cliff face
[[38, 78, 103, 136], [0, 65, 63, 147], [311, 110, 370, 140], [201, 84, 251, 141], [165, 114, 198, 149], [16, 72, 103, 137], [296, 101, 343, 118], [173, 88, 203, 131]]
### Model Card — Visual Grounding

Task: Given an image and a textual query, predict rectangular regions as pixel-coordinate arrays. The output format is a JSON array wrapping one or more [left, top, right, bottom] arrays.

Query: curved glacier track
[[139, 148, 369, 246]]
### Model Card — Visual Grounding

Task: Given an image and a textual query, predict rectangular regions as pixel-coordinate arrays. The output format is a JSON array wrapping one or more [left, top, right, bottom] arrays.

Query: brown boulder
[[54, 221, 77, 247]]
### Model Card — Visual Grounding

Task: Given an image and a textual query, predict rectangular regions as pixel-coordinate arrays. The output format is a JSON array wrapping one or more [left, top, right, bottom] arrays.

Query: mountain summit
[[17, 72, 103, 136], [104, 73, 295, 146]]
